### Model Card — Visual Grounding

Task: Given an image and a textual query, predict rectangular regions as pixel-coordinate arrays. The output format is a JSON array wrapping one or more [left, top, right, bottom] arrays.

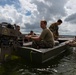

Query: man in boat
[[28, 30, 36, 36], [16, 25, 23, 46], [6, 23, 14, 29], [29, 20, 55, 49], [24, 30, 37, 42], [68, 42, 76, 47], [49, 19, 62, 40], [67, 36, 76, 47]]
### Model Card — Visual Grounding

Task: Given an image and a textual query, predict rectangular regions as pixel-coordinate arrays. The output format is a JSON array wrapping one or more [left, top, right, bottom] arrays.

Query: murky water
[[0, 48, 76, 75]]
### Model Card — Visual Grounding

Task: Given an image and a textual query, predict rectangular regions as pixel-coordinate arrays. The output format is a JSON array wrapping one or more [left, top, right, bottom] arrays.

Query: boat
[[13, 38, 73, 63], [0, 22, 73, 63]]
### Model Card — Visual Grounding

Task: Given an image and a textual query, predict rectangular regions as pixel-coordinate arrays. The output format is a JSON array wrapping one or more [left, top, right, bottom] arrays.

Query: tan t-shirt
[[40, 28, 55, 46]]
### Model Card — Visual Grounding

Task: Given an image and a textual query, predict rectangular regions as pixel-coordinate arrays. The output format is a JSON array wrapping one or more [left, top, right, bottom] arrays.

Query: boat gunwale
[[20, 40, 70, 53]]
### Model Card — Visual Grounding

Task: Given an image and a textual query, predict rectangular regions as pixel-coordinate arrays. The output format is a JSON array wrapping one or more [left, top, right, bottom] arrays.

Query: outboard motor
[[0, 22, 23, 62]]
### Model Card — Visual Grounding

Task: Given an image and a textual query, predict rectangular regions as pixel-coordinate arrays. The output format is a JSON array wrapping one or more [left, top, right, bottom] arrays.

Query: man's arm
[[31, 36, 40, 41]]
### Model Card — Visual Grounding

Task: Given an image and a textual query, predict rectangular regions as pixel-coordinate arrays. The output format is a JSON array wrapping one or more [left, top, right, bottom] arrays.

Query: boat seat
[[23, 42, 32, 47]]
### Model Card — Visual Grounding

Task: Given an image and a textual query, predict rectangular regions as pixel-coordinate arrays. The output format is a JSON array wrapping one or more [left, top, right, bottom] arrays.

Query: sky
[[0, 0, 76, 35]]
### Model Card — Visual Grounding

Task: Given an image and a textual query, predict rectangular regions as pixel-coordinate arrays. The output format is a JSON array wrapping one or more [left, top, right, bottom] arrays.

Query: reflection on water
[[0, 48, 76, 75]]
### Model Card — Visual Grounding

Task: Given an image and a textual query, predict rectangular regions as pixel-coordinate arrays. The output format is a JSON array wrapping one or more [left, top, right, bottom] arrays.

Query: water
[[0, 48, 76, 75]]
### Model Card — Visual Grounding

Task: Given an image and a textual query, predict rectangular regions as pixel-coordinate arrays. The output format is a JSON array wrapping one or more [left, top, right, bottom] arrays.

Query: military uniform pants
[[32, 40, 53, 49]]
